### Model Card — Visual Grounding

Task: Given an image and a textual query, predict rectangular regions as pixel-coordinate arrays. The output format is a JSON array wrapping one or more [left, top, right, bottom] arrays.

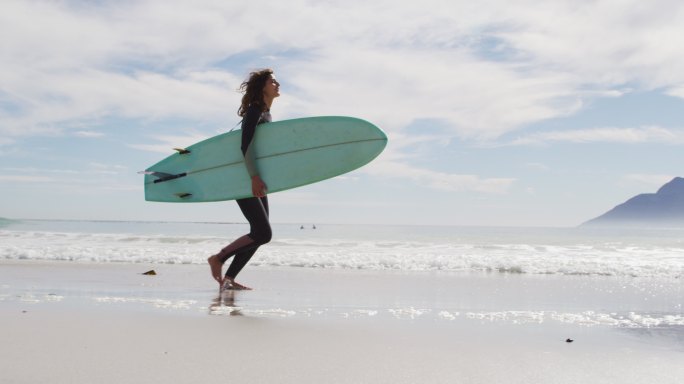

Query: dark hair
[[237, 68, 274, 117]]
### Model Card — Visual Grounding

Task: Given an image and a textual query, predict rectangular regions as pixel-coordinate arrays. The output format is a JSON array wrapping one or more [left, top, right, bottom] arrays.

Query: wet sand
[[1, 261, 682, 383]]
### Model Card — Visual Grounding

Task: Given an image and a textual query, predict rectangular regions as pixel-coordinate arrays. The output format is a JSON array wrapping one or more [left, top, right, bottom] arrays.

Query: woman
[[207, 69, 280, 291]]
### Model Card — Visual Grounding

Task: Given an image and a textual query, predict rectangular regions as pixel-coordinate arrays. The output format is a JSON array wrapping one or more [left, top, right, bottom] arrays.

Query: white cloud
[[4, 0, 684, 142], [128, 132, 212, 154], [2, 0, 684, 203], [0, 137, 15, 147], [74, 131, 105, 138], [0, 165, 137, 192], [666, 85, 684, 99], [1, 165, 127, 178], [0, 69, 241, 137], [2, 167, 78, 175], [525, 163, 550, 172], [506, 126, 683, 146], [281, 46, 580, 139], [622, 174, 676, 189], [357, 130, 515, 194], [0, 175, 54, 183], [490, 0, 684, 88], [87, 163, 128, 175], [366, 158, 515, 194]]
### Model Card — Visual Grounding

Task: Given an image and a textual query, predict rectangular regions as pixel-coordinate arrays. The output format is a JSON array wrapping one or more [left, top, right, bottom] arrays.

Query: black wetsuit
[[220, 105, 273, 279]]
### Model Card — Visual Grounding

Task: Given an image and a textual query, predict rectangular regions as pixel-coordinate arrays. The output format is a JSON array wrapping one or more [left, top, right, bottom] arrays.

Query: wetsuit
[[219, 105, 273, 279]]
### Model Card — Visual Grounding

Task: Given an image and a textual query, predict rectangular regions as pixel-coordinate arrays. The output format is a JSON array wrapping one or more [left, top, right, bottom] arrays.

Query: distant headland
[[583, 177, 684, 227]]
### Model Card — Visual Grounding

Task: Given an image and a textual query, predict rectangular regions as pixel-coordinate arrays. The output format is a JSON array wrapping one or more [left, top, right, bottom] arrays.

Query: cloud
[[505, 126, 684, 146], [0, 68, 241, 137], [366, 158, 515, 194], [0, 164, 137, 192], [74, 131, 105, 138], [128, 132, 213, 154], [4, 0, 684, 142], [0, 137, 15, 147], [0, 175, 55, 183], [622, 173, 676, 188], [666, 85, 684, 99], [3, 0, 684, 199], [490, 0, 684, 89], [524, 163, 550, 172], [357, 129, 515, 194], [87, 163, 128, 175], [2, 164, 127, 177], [282, 46, 580, 139], [2, 167, 78, 175]]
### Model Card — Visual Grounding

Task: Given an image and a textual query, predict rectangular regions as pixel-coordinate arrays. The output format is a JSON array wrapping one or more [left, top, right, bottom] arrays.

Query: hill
[[583, 177, 684, 227]]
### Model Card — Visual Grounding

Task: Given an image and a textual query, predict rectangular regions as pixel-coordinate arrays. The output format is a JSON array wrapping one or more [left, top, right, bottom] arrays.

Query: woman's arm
[[241, 106, 267, 197], [241, 106, 261, 179]]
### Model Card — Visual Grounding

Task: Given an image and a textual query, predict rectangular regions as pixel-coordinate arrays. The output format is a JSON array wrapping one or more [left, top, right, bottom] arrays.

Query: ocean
[[1, 218, 683, 279], [1, 218, 683, 332]]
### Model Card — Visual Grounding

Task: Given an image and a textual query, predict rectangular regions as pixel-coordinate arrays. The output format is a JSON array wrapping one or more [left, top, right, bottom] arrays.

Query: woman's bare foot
[[231, 280, 252, 290], [222, 277, 252, 291], [207, 255, 223, 284]]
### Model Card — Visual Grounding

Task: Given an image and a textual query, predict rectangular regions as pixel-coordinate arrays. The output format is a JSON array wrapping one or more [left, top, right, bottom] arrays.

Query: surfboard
[[143, 116, 387, 202]]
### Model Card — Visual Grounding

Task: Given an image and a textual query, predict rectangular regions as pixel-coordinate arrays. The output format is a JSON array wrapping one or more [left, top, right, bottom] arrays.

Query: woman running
[[207, 69, 280, 291]]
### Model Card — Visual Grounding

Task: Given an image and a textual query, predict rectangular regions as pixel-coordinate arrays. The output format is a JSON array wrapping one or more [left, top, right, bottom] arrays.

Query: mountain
[[583, 177, 684, 227]]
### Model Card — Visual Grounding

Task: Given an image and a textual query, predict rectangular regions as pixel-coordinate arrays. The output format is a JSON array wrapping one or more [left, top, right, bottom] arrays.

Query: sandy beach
[[1, 261, 682, 384]]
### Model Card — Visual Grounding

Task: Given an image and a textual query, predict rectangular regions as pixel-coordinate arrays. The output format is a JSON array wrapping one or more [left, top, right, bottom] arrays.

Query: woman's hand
[[251, 175, 267, 197]]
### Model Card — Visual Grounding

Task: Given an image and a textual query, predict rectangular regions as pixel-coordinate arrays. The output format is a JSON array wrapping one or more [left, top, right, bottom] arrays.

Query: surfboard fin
[[139, 170, 171, 177], [173, 147, 191, 155], [153, 173, 187, 183], [175, 192, 193, 199], [139, 171, 188, 184]]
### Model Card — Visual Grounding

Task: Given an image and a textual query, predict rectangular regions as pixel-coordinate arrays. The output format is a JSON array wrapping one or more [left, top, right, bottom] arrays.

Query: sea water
[[1, 218, 683, 332], [1, 218, 683, 278]]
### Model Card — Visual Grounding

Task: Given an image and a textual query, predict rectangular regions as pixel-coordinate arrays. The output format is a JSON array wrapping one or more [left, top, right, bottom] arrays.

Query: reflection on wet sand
[[209, 290, 243, 316]]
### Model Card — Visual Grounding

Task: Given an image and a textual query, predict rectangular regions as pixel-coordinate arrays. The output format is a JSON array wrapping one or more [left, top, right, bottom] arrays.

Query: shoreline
[[6, 305, 679, 384], [1, 260, 682, 323], [2, 260, 683, 383]]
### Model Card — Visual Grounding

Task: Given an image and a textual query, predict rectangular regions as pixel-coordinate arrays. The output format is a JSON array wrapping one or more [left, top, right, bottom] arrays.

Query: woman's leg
[[207, 235, 253, 284], [207, 197, 271, 286], [226, 197, 270, 279]]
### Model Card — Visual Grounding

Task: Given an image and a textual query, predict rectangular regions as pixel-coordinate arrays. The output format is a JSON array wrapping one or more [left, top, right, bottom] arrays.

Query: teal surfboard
[[143, 116, 387, 202]]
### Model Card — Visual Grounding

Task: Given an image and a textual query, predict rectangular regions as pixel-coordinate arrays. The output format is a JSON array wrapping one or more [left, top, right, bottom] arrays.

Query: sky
[[2, 0, 684, 227]]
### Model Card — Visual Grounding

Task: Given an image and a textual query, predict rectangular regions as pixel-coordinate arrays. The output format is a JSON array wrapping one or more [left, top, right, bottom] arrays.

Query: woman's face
[[263, 75, 280, 99]]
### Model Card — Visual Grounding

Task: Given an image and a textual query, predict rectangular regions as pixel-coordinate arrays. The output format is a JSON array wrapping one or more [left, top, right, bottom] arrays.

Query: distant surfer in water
[[207, 69, 280, 290]]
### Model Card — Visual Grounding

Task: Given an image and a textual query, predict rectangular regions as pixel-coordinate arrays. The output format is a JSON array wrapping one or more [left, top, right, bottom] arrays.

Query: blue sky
[[2, 0, 684, 227]]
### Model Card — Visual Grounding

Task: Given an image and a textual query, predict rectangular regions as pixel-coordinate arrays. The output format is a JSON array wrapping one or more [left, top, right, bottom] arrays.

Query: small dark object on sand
[[142, 270, 157, 276], [566, 338, 574, 343]]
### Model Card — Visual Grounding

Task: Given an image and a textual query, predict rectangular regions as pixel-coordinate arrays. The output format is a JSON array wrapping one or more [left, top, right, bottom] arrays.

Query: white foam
[[89, 297, 684, 327], [389, 307, 430, 319], [94, 296, 196, 310], [209, 305, 243, 316], [461, 310, 684, 328], [15, 293, 64, 303], [2, 223, 684, 278], [242, 308, 297, 317], [438, 311, 459, 320]]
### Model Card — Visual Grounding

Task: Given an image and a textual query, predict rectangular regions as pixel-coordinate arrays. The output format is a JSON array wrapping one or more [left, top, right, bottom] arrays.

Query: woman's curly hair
[[238, 68, 274, 117]]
